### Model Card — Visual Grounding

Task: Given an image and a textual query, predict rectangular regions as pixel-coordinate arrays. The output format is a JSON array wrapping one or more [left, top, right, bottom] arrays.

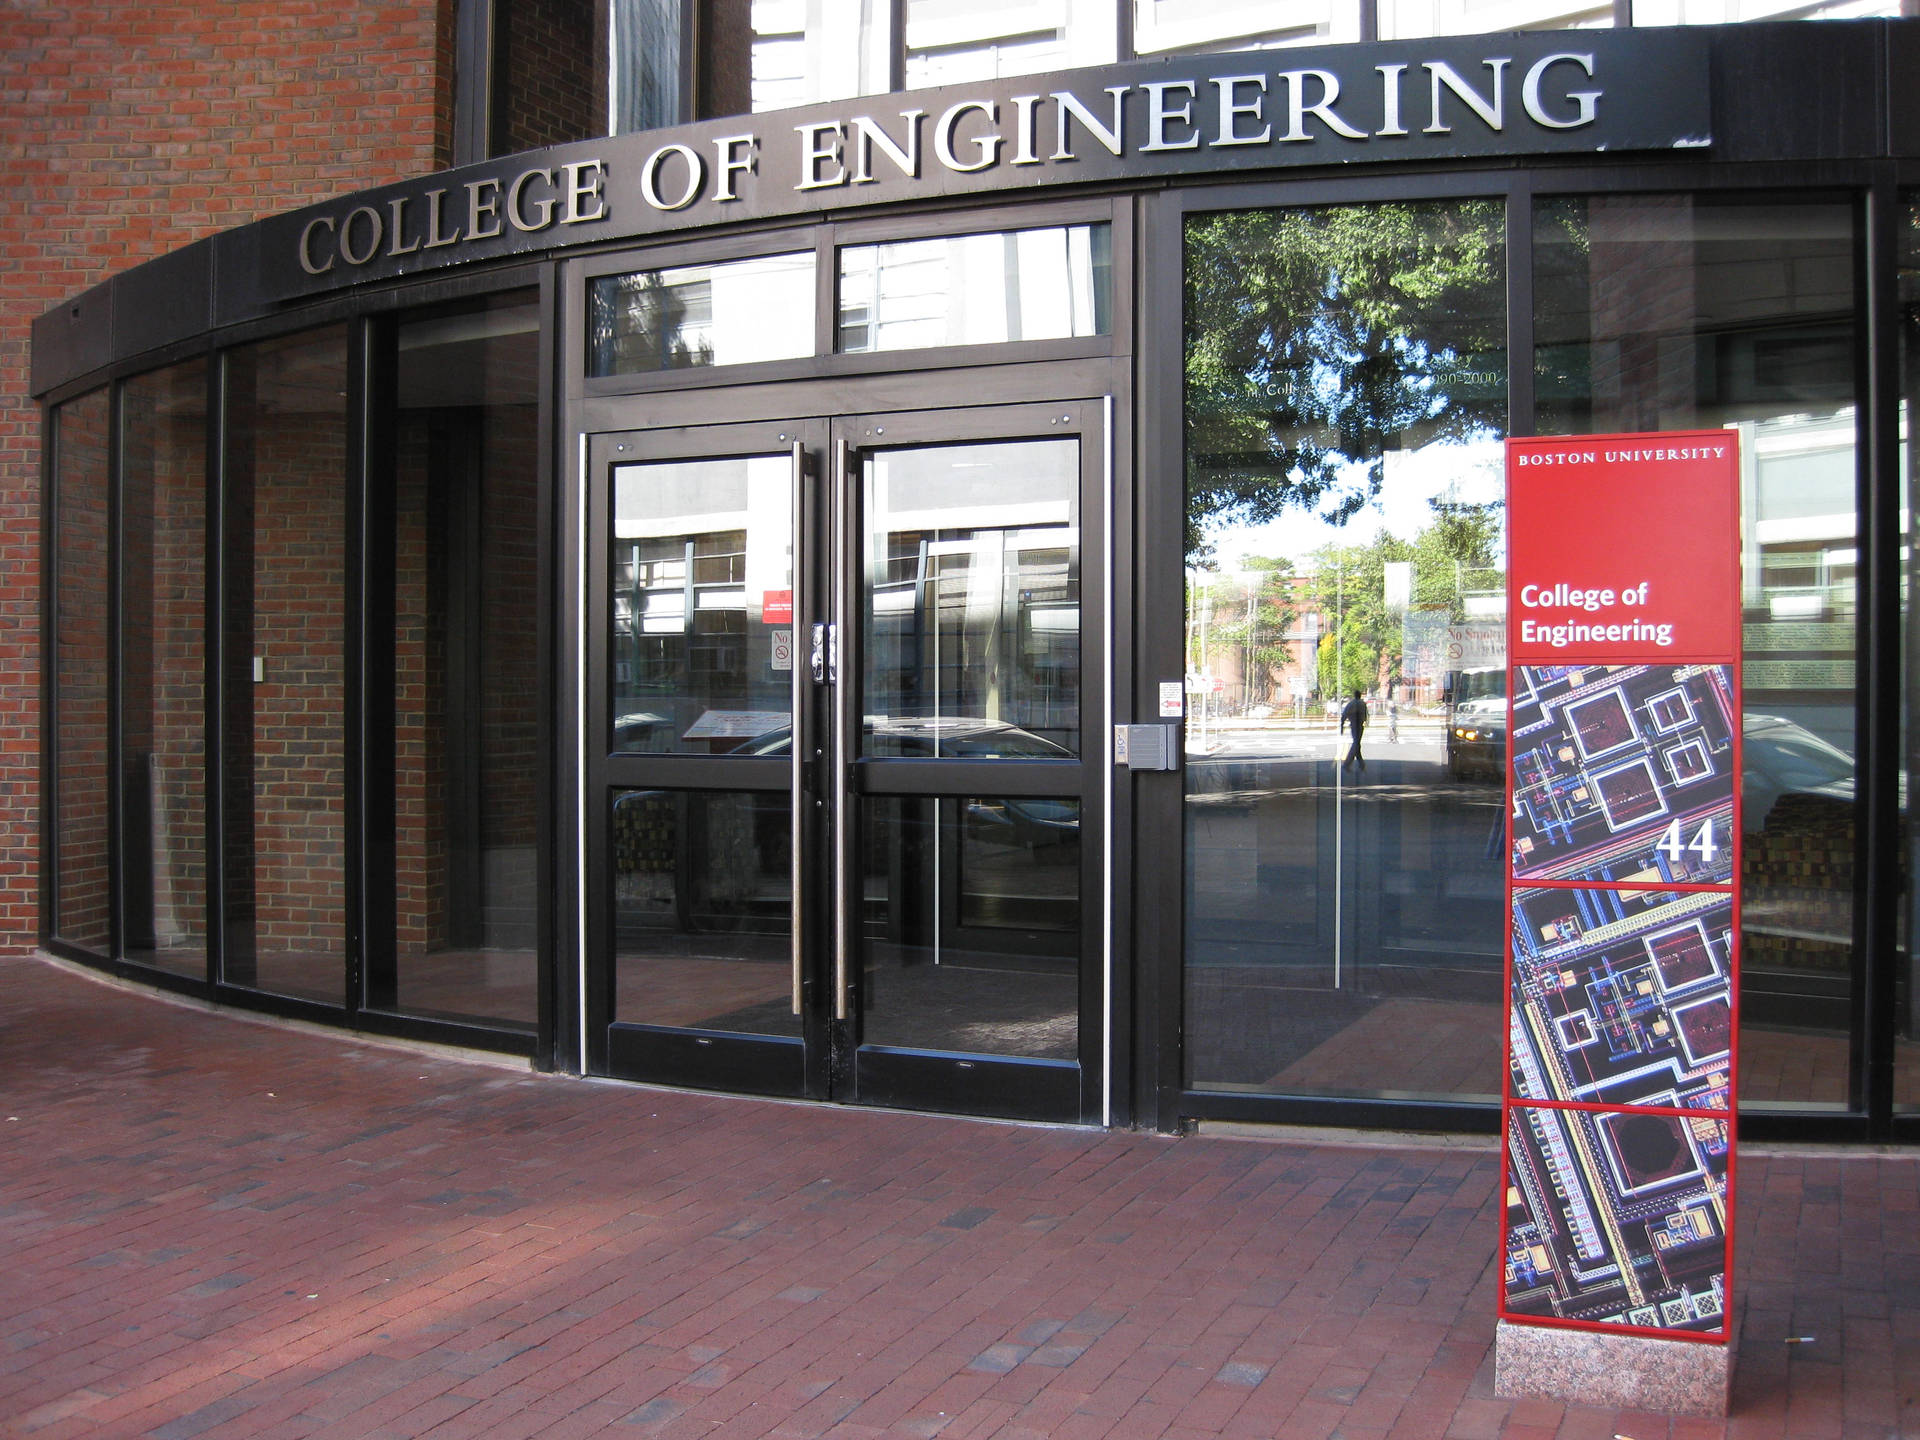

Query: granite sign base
[[1494, 1320, 1732, 1417]]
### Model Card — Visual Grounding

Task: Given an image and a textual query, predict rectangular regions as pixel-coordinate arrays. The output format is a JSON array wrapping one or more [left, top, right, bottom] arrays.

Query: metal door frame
[[573, 392, 1115, 1124]]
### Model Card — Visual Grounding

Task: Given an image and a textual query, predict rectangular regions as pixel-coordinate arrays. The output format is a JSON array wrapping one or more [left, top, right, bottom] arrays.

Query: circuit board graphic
[[1503, 1104, 1729, 1334], [1510, 887, 1732, 1111], [1511, 665, 1736, 884]]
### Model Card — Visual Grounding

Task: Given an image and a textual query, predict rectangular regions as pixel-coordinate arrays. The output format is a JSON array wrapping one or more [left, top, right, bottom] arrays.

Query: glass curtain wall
[[121, 360, 209, 978], [374, 292, 543, 1029], [52, 388, 112, 954], [1534, 195, 1860, 1113], [222, 327, 352, 1006], [1182, 199, 1510, 1103]]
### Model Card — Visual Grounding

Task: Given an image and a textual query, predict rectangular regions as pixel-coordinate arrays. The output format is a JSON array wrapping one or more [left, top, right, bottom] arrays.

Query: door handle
[[810, 623, 829, 685]]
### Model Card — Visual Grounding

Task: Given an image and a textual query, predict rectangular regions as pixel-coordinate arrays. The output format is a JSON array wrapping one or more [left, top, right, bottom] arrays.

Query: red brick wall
[[2, 1, 455, 955]]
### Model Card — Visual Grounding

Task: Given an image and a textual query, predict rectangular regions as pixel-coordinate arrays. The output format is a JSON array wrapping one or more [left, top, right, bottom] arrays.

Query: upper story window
[[902, 0, 1116, 87], [1132, 0, 1362, 52], [1375, 0, 1613, 37], [472, 0, 1905, 158], [725, 0, 893, 115]]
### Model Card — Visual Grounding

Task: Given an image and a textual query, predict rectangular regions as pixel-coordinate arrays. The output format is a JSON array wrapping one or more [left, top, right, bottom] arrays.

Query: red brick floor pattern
[[1, 955, 1914, 1440]]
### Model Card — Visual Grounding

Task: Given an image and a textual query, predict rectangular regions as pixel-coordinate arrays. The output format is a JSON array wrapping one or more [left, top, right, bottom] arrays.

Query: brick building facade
[[1, 0, 453, 953], [17, 8, 1919, 1147]]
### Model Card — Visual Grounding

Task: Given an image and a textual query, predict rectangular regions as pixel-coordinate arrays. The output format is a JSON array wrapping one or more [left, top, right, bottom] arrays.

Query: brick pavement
[[1, 955, 1914, 1440]]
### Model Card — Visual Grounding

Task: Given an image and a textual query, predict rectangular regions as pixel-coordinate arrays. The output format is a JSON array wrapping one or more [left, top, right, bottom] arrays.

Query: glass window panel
[[698, 0, 890, 117], [1899, 196, 1920, 1116], [53, 388, 111, 953], [863, 439, 1082, 757], [903, 0, 1114, 86], [1535, 195, 1860, 1112], [223, 327, 351, 1006], [612, 455, 794, 754], [861, 796, 1080, 1059], [612, 788, 798, 1034], [1631, 0, 1897, 21], [610, 0, 686, 133], [1182, 200, 1510, 1104], [498, 0, 603, 151], [371, 291, 543, 1029], [589, 252, 815, 376], [1133, 0, 1362, 54], [1379, 0, 1612, 35], [838, 225, 1111, 354], [121, 360, 209, 979]]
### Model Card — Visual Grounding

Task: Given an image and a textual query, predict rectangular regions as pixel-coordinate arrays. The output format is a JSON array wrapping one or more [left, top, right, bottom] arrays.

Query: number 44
[[1657, 818, 1719, 865]]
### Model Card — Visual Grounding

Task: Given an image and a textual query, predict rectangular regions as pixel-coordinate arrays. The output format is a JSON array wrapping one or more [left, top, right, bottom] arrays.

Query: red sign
[[1507, 432, 1740, 664], [1500, 432, 1741, 1346], [761, 589, 793, 625]]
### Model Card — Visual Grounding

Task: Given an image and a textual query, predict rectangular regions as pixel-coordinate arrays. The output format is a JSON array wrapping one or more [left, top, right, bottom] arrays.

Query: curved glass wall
[[1534, 194, 1860, 1113], [1181, 198, 1510, 1104]]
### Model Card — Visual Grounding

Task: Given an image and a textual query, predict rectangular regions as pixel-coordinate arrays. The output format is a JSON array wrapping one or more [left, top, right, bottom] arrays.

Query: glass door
[[584, 402, 1105, 1123], [586, 419, 815, 1097]]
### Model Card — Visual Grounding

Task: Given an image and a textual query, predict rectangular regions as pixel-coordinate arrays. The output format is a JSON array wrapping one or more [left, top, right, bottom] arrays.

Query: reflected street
[[1184, 712, 1507, 1102]]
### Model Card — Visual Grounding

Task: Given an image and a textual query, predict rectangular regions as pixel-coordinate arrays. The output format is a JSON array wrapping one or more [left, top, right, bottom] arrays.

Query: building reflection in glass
[[1182, 200, 1510, 1103]]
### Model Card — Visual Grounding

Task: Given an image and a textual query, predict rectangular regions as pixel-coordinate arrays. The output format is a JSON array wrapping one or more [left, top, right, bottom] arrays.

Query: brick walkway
[[1, 956, 1914, 1440]]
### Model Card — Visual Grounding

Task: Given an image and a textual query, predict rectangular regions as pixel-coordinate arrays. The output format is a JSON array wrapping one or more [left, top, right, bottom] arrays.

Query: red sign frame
[[1499, 432, 1742, 1344]]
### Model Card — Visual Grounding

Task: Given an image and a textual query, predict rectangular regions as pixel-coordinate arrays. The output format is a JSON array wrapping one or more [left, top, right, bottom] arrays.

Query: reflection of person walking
[[1340, 690, 1368, 774]]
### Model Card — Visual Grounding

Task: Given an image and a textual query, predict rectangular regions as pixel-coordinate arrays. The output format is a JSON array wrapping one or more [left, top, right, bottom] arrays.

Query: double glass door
[[583, 401, 1104, 1123]]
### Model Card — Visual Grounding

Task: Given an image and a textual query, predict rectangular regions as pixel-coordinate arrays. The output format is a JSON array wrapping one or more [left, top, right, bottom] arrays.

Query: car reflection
[[1742, 713, 1861, 830], [1447, 695, 1507, 780], [730, 716, 1076, 761], [738, 717, 1079, 844]]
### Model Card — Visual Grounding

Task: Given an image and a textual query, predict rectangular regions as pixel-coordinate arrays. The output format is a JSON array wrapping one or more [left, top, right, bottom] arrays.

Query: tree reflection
[[1184, 202, 1508, 564], [589, 270, 715, 375]]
